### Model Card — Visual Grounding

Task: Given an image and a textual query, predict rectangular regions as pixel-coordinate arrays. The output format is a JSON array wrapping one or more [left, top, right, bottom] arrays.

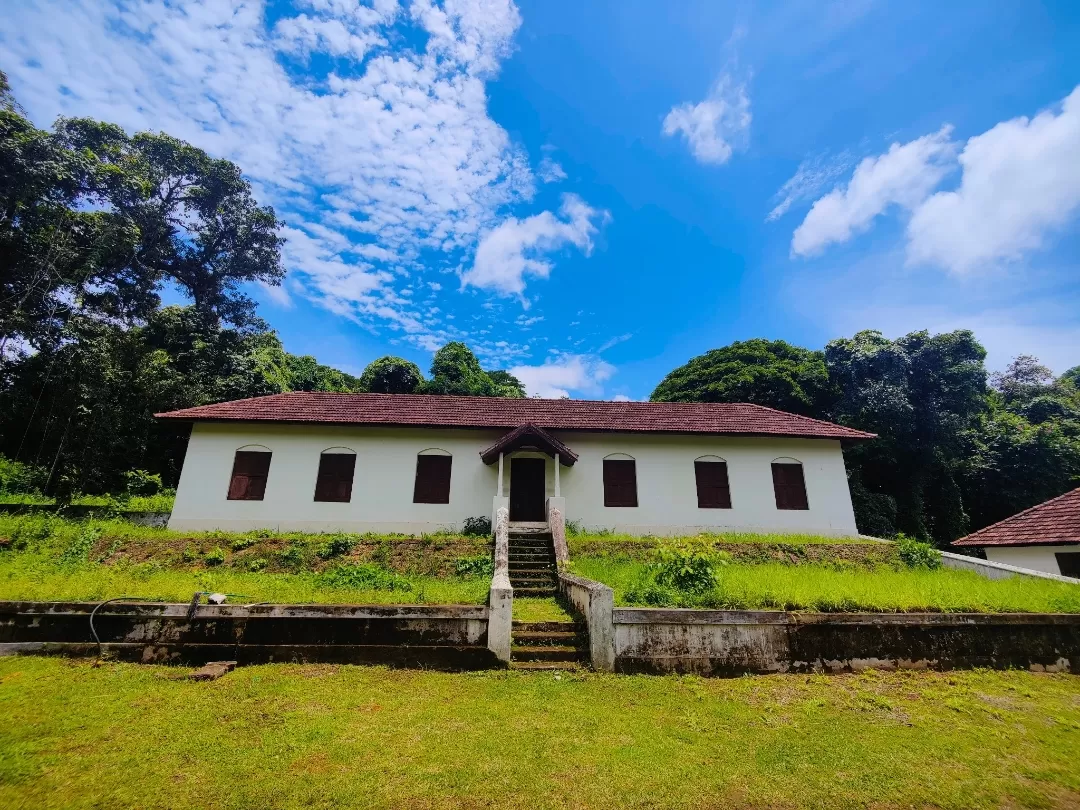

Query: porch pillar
[[554, 453, 561, 497], [497, 452, 504, 497]]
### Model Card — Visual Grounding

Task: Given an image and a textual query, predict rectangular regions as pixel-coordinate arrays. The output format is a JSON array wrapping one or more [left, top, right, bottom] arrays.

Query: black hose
[[89, 596, 156, 659]]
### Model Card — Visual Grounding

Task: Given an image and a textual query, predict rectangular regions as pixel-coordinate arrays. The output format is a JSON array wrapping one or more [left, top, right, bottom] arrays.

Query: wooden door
[[509, 457, 546, 522]]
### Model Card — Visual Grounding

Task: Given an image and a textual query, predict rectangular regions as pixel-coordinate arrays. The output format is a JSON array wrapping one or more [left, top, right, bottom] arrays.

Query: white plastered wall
[[983, 545, 1080, 577], [169, 423, 860, 536]]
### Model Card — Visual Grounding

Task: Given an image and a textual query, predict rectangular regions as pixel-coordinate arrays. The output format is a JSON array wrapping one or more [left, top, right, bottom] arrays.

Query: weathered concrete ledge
[[558, 572, 614, 671], [0, 601, 496, 669], [613, 607, 1080, 676]]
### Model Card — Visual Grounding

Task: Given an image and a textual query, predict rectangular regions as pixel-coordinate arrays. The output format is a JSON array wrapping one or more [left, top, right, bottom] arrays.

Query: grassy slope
[[0, 553, 488, 605], [0, 658, 1078, 810], [571, 557, 1080, 613]]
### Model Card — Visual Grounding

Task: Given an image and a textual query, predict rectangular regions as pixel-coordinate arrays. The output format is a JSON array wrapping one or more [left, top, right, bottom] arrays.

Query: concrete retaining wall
[[613, 608, 1080, 675], [0, 504, 171, 526], [0, 601, 496, 669], [558, 572, 614, 670]]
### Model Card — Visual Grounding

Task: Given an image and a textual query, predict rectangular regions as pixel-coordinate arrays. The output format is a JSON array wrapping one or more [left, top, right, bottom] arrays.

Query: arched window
[[227, 445, 272, 501], [414, 449, 453, 504], [772, 458, 808, 510], [603, 453, 637, 507], [694, 455, 731, 509], [314, 448, 357, 503]]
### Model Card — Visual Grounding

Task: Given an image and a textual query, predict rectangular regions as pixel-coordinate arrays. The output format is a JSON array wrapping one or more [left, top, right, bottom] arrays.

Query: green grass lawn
[[0, 553, 489, 606], [0, 658, 1077, 810], [571, 556, 1080, 613]]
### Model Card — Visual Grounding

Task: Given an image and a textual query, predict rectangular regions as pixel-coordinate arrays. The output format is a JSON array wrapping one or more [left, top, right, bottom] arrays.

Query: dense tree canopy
[[422, 342, 525, 397], [652, 339, 830, 416], [358, 356, 424, 394]]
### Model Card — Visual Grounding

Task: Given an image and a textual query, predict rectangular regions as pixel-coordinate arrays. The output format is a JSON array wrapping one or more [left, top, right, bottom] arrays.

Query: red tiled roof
[[155, 392, 875, 440], [952, 487, 1080, 547], [479, 423, 579, 465]]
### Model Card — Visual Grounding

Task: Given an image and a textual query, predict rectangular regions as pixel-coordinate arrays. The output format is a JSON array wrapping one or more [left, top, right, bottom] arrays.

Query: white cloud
[[461, 194, 609, 299], [791, 127, 955, 257], [767, 151, 856, 222], [537, 155, 567, 183], [597, 333, 632, 352], [508, 354, 615, 399], [260, 279, 294, 308], [790, 85, 1080, 273], [611, 394, 632, 402], [662, 76, 751, 165], [0, 0, 555, 353], [908, 86, 1080, 273]]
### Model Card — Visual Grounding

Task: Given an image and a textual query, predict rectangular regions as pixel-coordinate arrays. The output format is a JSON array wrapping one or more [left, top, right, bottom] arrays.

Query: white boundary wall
[[170, 422, 859, 536]]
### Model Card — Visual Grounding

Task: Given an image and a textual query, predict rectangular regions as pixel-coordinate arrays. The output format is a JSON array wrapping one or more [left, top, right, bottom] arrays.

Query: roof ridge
[[953, 485, 1080, 544], [738, 402, 876, 437]]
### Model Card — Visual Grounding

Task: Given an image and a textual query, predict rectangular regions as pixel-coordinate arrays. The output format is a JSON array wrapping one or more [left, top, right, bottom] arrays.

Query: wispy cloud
[[537, 155, 568, 183], [766, 151, 856, 222], [598, 333, 632, 352]]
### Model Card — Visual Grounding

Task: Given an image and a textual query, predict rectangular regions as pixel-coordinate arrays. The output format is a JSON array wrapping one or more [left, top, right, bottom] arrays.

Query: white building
[[952, 487, 1080, 578], [157, 392, 873, 536]]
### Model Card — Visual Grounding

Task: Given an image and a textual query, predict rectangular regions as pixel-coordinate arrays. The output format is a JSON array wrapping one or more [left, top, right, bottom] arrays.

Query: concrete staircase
[[510, 620, 587, 671], [507, 523, 557, 597]]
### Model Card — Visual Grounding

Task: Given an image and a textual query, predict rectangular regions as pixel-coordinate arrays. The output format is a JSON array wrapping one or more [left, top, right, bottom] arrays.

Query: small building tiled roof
[[952, 487, 1080, 547], [156, 392, 875, 441], [479, 423, 579, 466]]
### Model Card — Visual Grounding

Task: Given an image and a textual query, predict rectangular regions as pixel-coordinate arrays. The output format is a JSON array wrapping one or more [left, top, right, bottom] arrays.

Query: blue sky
[[3, 1, 1079, 399]]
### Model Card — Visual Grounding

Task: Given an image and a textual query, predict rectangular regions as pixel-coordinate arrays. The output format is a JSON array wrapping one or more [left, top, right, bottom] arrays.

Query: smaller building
[[951, 487, 1080, 578]]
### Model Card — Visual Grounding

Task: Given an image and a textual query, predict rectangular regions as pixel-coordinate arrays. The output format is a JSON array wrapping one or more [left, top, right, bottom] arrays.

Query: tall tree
[[423, 342, 524, 397], [650, 339, 831, 416], [825, 329, 988, 543], [358, 356, 423, 394]]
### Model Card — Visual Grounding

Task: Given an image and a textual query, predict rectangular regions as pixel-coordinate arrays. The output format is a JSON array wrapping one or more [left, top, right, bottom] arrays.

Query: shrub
[[59, 526, 102, 566], [0, 455, 47, 495], [10, 516, 55, 551], [318, 562, 413, 592], [455, 554, 494, 578], [317, 535, 357, 559], [277, 545, 305, 570], [461, 516, 492, 537], [651, 537, 729, 594], [182, 545, 198, 563], [122, 469, 163, 497], [895, 534, 942, 570], [231, 537, 258, 551], [246, 557, 268, 572], [204, 547, 226, 566]]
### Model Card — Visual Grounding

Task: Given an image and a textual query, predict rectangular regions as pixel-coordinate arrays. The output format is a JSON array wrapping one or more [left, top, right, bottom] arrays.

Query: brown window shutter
[[227, 451, 272, 501], [314, 453, 356, 503], [413, 455, 452, 504], [603, 459, 638, 507], [772, 463, 808, 510], [695, 461, 731, 508]]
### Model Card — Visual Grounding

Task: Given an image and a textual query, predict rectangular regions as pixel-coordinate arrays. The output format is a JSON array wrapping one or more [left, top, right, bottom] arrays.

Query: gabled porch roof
[[479, 422, 578, 466]]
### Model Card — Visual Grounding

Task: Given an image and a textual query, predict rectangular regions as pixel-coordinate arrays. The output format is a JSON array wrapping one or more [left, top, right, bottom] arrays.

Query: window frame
[[413, 453, 453, 504], [603, 458, 638, 508], [771, 461, 809, 511], [695, 459, 732, 509], [313, 452, 357, 503], [227, 450, 272, 501]]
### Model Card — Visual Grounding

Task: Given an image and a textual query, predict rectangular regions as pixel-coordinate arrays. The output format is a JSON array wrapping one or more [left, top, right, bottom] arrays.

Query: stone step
[[508, 533, 553, 541], [508, 566, 555, 576], [513, 633, 582, 649], [512, 621, 583, 632], [512, 586, 557, 597], [509, 660, 583, 672], [510, 645, 584, 662]]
